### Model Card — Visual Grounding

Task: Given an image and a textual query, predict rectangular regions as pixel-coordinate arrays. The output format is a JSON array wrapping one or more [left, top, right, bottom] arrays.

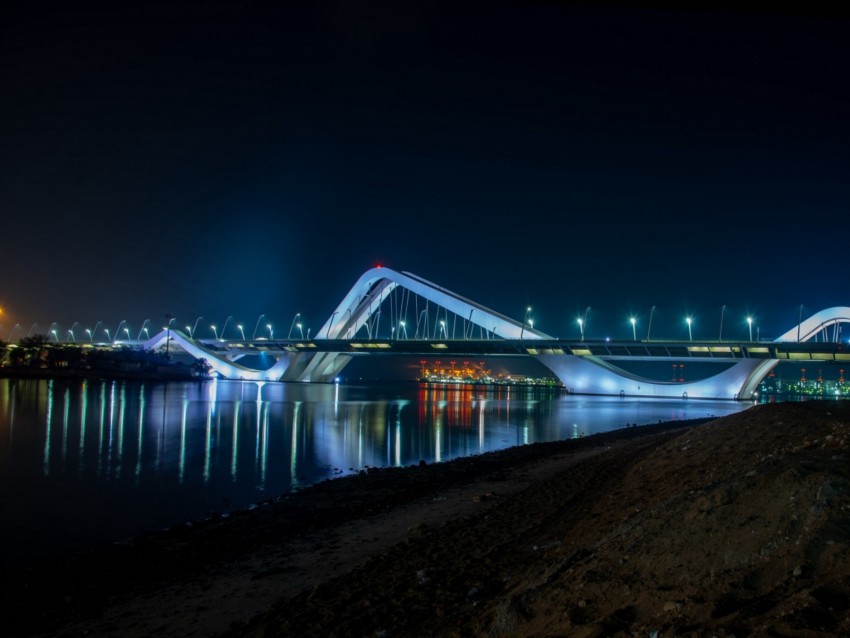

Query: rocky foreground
[[5, 400, 850, 637]]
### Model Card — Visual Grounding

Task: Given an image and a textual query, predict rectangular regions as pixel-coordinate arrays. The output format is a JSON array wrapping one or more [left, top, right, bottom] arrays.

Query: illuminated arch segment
[[317, 267, 553, 341], [144, 329, 296, 381], [537, 306, 850, 400]]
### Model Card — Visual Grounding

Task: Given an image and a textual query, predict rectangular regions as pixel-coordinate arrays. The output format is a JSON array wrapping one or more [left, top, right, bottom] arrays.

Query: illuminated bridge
[[141, 267, 849, 401]]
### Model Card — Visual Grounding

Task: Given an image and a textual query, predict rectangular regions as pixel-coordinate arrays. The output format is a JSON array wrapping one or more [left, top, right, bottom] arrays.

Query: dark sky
[[1, 1, 848, 343]]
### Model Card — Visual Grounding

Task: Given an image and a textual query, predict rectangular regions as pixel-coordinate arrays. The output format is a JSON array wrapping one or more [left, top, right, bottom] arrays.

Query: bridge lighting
[[577, 317, 584, 341], [297, 322, 304, 339], [400, 320, 407, 339], [252, 314, 266, 340], [86, 328, 93, 342], [520, 306, 532, 340], [144, 327, 149, 339], [267, 323, 273, 339], [237, 323, 245, 340], [191, 317, 204, 340], [288, 313, 301, 339], [685, 317, 693, 341], [104, 329, 111, 342], [185, 325, 193, 337], [50, 329, 58, 342], [211, 324, 218, 340], [719, 305, 726, 341], [747, 316, 753, 341], [137, 319, 150, 341], [123, 327, 131, 340], [647, 306, 655, 340], [630, 316, 637, 340]]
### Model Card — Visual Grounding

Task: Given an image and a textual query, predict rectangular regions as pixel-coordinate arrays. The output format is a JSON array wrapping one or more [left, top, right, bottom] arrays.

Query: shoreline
[[5, 415, 712, 637]]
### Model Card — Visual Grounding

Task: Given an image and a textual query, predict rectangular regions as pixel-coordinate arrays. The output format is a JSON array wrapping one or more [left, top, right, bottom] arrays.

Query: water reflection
[[0, 378, 749, 564]]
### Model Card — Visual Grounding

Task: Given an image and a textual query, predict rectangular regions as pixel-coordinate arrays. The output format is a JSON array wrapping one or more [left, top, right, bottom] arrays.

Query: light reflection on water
[[0, 378, 749, 565]]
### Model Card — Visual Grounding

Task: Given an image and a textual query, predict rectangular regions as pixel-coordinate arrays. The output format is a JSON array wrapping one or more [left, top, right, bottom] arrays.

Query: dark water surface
[[0, 378, 750, 565]]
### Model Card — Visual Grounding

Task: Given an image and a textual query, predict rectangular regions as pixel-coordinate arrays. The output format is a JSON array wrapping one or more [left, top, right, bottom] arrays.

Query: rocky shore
[[5, 400, 850, 637]]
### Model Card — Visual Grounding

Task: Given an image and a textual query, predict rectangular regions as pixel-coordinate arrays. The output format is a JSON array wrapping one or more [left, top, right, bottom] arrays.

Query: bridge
[[137, 266, 848, 401]]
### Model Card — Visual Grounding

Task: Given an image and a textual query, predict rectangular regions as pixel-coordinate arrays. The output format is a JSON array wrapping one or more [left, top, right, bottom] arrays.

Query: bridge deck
[[188, 338, 850, 362]]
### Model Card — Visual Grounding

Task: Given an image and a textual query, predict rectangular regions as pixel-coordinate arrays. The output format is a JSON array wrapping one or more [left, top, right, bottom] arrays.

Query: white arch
[[317, 267, 552, 341], [538, 306, 850, 400]]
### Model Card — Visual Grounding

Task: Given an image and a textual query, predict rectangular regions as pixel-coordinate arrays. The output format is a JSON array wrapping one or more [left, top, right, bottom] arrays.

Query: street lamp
[[685, 317, 693, 341], [577, 317, 584, 341], [123, 327, 131, 341], [211, 324, 218, 340], [164, 314, 175, 359], [747, 316, 753, 341], [185, 325, 193, 337], [296, 322, 304, 339], [86, 328, 93, 342], [520, 306, 532, 340], [719, 305, 726, 341], [439, 319, 446, 339], [400, 320, 407, 339], [137, 319, 150, 340], [288, 313, 301, 339], [647, 306, 655, 340], [252, 314, 266, 340], [630, 316, 637, 340], [237, 323, 245, 340], [267, 323, 273, 339], [221, 316, 233, 340], [191, 316, 203, 339], [51, 329, 58, 342]]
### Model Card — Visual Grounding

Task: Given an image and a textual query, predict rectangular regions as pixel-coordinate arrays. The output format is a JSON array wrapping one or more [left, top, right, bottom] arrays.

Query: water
[[0, 377, 750, 566]]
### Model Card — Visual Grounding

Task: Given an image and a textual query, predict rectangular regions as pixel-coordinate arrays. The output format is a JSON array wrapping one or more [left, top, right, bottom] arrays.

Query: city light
[[685, 316, 693, 341], [630, 316, 636, 340]]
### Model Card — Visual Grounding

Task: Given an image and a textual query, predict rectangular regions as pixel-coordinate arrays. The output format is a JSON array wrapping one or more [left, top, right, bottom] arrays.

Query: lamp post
[[123, 327, 131, 341], [747, 316, 753, 341], [86, 328, 93, 342], [719, 305, 726, 341], [211, 324, 218, 340], [237, 323, 246, 340], [252, 314, 265, 340], [50, 329, 58, 342], [686, 317, 693, 341], [630, 316, 637, 340], [137, 319, 150, 341], [400, 320, 407, 339], [288, 313, 301, 339], [297, 322, 304, 339], [191, 316, 203, 340], [267, 323, 273, 339], [439, 319, 446, 339], [647, 306, 655, 340], [577, 317, 584, 341], [185, 325, 193, 338], [221, 316, 233, 340], [798, 304, 803, 342], [164, 314, 174, 360], [520, 306, 531, 340]]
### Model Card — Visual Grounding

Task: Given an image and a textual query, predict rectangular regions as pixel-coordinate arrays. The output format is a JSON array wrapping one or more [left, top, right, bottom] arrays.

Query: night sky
[[1, 1, 848, 344]]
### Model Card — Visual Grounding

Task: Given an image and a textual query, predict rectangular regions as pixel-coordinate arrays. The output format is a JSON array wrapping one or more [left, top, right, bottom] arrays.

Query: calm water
[[0, 377, 750, 565]]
